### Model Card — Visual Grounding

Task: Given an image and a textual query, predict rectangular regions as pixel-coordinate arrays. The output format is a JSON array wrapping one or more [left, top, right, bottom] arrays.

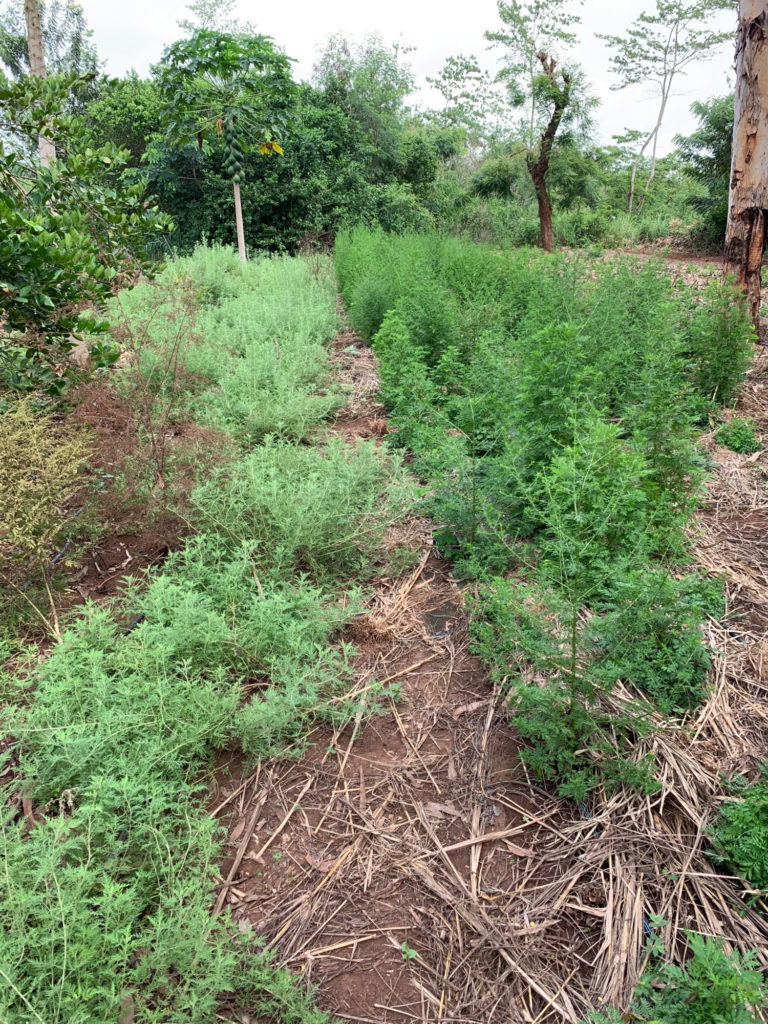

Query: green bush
[[583, 932, 767, 1024], [633, 932, 767, 1024], [709, 765, 768, 892], [534, 414, 655, 603], [336, 228, 753, 797], [683, 280, 754, 408], [471, 576, 658, 802], [115, 248, 344, 445], [0, 73, 168, 394], [189, 436, 412, 580], [2, 586, 343, 1022], [374, 182, 435, 233], [717, 417, 762, 455], [0, 246, 413, 1023], [595, 571, 721, 713]]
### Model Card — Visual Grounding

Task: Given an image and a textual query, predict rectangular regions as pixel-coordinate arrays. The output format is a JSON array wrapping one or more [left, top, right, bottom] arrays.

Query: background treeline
[[65, 37, 733, 254]]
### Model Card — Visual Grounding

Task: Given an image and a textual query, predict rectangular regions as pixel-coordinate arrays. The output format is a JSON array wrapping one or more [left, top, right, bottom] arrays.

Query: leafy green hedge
[[336, 228, 751, 799], [0, 247, 411, 1022]]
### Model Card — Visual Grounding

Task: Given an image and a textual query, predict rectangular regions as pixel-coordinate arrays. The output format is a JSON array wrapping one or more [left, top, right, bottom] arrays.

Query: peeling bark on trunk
[[526, 52, 571, 254], [24, 0, 55, 166], [724, 1, 768, 326], [233, 180, 246, 263]]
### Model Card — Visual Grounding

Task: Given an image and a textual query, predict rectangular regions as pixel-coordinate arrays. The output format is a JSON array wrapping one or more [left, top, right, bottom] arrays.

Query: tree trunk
[[724, 0, 768, 327], [530, 164, 555, 252], [525, 53, 571, 253], [628, 129, 654, 216], [233, 179, 246, 262], [24, 0, 55, 166], [637, 84, 672, 215]]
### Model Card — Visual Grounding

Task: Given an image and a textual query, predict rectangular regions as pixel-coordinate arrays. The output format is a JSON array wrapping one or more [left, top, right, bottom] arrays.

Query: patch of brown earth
[[57, 379, 233, 613], [211, 551, 552, 1024]]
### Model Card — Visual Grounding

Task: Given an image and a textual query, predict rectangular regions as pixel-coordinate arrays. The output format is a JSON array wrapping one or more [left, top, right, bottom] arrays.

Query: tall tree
[[178, 0, 255, 36], [598, 0, 735, 214], [724, 0, 768, 325], [158, 29, 293, 262], [675, 94, 734, 245], [485, 0, 586, 251], [1, 0, 99, 79], [312, 34, 414, 183], [23, 0, 53, 163]]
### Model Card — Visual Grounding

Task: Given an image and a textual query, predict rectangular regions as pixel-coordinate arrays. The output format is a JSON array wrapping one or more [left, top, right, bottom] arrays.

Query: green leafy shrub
[[0, 73, 169, 394], [373, 308, 436, 418], [2, 587, 342, 1022], [633, 932, 767, 1024], [115, 248, 343, 446], [582, 933, 767, 1024], [709, 765, 768, 893], [189, 436, 411, 580], [675, 95, 734, 249], [717, 417, 762, 455], [595, 571, 721, 713], [374, 181, 435, 233], [471, 576, 657, 802], [390, 279, 463, 368], [534, 414, 655, 603], [336, 229, 753, 797], [195, 255, 343, 441], [0, 248, 410, 1023], [682, 280, 754, 408]]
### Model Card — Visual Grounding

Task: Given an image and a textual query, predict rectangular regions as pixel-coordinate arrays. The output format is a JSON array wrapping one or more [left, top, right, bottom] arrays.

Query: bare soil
[[58, 380, 232, 614], [208, 333, 587, 1023], [208, 333, 552, 1022]]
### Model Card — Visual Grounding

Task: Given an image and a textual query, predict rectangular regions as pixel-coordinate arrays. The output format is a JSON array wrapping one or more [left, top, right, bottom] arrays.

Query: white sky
[[81, 0, 737, 154]]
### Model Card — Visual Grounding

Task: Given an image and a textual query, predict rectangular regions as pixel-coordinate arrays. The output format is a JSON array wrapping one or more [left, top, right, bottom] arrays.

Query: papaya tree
[[157, 30, 293, 262]]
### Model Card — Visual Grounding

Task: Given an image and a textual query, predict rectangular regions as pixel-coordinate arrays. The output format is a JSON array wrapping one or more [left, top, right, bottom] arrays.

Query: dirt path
[[211, 325, 768, 1024], [210, 330, 578, 1024]]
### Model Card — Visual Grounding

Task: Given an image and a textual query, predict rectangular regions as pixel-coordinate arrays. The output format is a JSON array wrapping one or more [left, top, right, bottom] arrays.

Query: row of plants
[[335, 228, 766, 1018], [0, 246, 413, 1022]]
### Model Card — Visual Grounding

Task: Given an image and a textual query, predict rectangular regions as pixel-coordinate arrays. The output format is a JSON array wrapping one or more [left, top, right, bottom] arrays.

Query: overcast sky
[[80, 0, 737, 154]]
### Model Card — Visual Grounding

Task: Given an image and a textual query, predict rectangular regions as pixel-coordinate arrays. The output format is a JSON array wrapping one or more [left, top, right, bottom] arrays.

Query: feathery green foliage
[[582, 926, 767, 1024], [708, 765, 768, 894], [717, 417, 762, 455], [336, 228, 752, 798], [1, 245, 410, 1022]]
